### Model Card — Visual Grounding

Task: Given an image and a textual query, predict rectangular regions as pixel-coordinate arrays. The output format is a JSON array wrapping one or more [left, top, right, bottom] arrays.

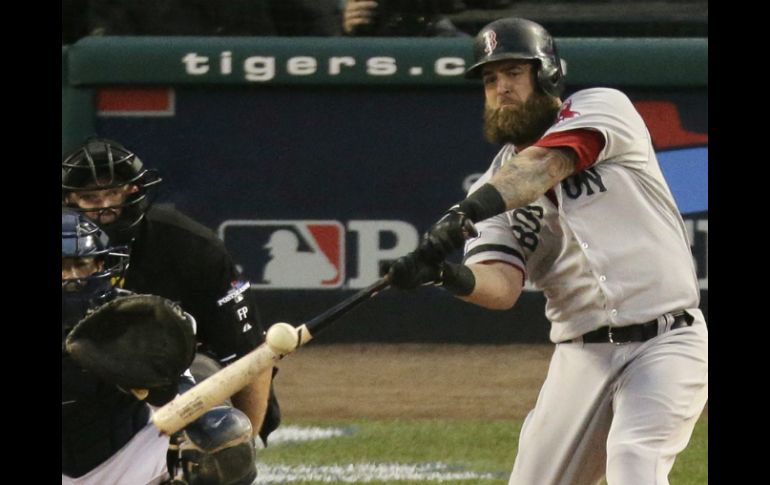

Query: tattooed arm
[[410, 145, 578, 265], [490, 146, 577, 210]]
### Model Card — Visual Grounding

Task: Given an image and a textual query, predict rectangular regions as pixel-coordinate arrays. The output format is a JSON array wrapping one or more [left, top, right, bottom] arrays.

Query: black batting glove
[[386, 253, 477, 296], [387, 252, 442, 290], [418, 183, 506, 262], [418, 208, 478, 263]]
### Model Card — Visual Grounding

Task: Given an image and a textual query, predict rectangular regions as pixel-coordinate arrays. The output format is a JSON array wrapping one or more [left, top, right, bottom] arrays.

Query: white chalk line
[[254, 426, 504, 483]]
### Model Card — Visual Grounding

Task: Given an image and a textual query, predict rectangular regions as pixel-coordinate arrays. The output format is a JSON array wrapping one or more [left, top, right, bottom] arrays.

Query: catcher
[[62, 208, 257, 485]]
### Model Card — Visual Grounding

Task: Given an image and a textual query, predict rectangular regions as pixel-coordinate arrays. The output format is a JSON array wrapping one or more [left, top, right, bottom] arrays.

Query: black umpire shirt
[[121, 205, 280, 441]]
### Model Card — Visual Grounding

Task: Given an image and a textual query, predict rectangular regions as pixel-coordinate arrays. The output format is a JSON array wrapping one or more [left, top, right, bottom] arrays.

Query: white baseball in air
[[266, 322, 300, 354]]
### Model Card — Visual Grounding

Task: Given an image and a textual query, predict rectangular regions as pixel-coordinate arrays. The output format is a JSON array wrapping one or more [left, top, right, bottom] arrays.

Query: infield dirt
[[272, 343, 555, 421]]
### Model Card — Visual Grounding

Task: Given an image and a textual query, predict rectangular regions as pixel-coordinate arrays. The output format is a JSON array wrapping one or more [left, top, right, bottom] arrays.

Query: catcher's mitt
[[65, 294, 196, 390]]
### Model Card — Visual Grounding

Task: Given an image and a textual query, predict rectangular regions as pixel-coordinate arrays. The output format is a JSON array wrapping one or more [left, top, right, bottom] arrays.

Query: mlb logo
[[218, 220, 345, 289]]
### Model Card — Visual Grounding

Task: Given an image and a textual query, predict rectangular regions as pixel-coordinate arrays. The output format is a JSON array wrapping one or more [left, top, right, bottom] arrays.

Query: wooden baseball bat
[[152, 274, 391, 435]]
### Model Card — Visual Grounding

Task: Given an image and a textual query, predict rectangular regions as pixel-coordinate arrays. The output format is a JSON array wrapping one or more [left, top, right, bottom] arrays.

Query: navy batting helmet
[[465, 17, 567, 97]]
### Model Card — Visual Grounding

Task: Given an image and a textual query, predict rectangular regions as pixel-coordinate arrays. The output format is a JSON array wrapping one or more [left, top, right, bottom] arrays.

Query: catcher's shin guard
[[181, 406, 257, 485]]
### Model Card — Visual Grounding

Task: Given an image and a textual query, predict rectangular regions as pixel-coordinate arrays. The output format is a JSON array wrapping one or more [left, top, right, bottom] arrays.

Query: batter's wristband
[[456, 183, 507, 222], [439, 262, 476, 296]]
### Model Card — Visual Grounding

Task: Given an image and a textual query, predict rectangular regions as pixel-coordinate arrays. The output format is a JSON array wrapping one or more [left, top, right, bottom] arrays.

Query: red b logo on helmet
[[483, 31, 498, 56]]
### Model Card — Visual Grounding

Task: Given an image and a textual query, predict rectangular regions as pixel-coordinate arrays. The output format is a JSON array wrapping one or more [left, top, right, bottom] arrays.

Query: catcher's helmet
[[62, 208, 130, 325], [465, 17, 566, 97], [62, 138, 162, 241]]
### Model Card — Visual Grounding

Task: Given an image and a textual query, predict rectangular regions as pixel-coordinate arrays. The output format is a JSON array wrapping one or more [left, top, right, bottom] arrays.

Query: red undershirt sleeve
[[534, 128, 606, 172]]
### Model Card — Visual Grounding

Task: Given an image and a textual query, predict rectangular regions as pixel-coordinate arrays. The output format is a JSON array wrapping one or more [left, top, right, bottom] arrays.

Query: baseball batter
[[389, 17, 708, 484]]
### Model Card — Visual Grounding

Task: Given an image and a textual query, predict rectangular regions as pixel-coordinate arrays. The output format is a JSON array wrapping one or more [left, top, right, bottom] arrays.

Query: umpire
[[62, 137, 281, 446]]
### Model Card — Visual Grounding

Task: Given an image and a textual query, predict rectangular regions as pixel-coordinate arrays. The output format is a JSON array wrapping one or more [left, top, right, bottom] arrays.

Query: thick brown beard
[[484, 92, 561, 146]]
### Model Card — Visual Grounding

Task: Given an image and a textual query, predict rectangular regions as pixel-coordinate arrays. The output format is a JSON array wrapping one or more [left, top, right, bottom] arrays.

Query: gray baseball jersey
[[463, 87, 707, 484], [464, 87, 701, 343]]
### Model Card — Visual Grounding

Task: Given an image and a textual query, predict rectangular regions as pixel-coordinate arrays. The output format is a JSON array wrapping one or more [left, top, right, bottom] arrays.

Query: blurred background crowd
[[63, 0, 708, 44]]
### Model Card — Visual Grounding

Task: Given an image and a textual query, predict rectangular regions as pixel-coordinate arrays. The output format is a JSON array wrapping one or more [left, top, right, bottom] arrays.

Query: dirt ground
[[272, 344, 555, 421]]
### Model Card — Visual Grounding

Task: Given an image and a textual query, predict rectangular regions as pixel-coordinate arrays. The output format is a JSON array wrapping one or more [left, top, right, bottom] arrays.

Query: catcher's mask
[[62, 137, 162, 242], [62, 208, 129, 312], [465, 17, 567, 97]]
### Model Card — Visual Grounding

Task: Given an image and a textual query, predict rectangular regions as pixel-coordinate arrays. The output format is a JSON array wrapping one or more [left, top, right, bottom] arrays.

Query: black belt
[[577, 311, 694, 344]]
